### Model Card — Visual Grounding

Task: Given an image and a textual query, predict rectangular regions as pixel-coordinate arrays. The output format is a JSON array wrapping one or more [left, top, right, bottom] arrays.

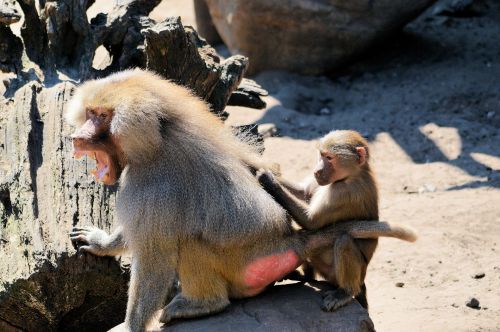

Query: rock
[[110, 282, 375, 332], [418, 183, 437, 194], [395, 282, 405, 287], [473, 272, 485, 279], [203, 0, 437, 74], [193, 0, 222, 45], [466, 297, 481, 309]]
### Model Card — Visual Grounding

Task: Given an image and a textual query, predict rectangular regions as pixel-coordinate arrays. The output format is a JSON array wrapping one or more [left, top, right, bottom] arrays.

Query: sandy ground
[[112, 0, 499, 331]]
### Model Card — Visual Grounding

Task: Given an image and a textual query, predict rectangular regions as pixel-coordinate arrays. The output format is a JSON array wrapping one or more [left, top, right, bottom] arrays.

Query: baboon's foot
[[321, 288, 353, 312], [159, 293, 230, 324]]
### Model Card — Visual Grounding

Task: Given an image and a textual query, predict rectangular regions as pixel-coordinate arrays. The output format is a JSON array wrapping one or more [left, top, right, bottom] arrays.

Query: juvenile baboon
[[258, 130, 416, 311], [67, 70, 409, 331]]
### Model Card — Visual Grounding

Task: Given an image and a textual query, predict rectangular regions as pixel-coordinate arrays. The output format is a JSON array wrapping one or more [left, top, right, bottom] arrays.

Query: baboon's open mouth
[[73, 146, 120, 185], [74, 150, 108, 182]]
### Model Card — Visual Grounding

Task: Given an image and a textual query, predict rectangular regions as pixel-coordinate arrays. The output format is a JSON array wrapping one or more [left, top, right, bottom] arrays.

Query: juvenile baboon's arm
[[278, 177, 309, 201], [258, 170, 311, 228], [70, 226, 128, 256]]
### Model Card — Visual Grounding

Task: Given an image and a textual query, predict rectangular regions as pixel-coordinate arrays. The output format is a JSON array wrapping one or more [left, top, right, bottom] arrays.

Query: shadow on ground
[[251, 1, 500, 189]]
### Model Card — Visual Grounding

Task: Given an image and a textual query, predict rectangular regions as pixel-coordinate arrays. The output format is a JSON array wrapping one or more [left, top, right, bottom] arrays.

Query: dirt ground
[[17, 0, 500, 331]]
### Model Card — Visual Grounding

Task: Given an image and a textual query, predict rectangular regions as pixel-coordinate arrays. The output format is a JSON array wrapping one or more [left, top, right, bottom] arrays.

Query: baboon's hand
[[70, 227, 111, 256], [322, 288, 353, 312], [256, 168, 279, 192]]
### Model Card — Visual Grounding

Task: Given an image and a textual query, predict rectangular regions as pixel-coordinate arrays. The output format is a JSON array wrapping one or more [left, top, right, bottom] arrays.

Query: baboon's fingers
[[257, 169, 278, 189], [77, 245, 93, 254], [72, 227, 92, 232], [70, 234, 89, 244], [269, 163, 281, 176], [69, 231, 87, 237], [69, 230, 89, 236]]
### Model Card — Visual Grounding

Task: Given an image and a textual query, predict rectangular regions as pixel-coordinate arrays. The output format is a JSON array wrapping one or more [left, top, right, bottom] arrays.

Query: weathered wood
[[5, 0, 257, 110], [0, 0, 265, 330], [0, 82, 127, 331], [0, 25, 22, 73], [228, 78, 268, 110]]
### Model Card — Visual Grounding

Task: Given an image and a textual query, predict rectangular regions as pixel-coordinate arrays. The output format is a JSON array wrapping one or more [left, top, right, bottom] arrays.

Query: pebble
[[418, 183, 437, 194], [473, 272, 485, 279], [487, 111, 495, 119], [395, 282, 405, 288], [466, 297, 480, 309]]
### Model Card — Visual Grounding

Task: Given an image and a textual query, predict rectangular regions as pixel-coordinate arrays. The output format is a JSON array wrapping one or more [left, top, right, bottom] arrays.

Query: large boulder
[[202, 0, 437, 74], [110, 282, 375, 332]]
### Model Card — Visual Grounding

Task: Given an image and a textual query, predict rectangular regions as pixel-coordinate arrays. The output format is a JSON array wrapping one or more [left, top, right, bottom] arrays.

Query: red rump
[[243, 250, 300, 291]]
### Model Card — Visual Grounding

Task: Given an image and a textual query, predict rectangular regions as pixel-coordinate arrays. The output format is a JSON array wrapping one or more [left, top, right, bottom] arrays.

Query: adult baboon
[[67, 70, 406, 331]]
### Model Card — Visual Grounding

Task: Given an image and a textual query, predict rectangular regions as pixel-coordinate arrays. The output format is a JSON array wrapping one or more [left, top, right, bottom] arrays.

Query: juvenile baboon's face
[[314, 151, 351, 186], [314, 130, 369, 186], [71, 107, 125, 185]]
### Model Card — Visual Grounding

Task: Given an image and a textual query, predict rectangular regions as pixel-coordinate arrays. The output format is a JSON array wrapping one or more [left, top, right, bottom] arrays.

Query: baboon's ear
[[356, 147, 366, 166]]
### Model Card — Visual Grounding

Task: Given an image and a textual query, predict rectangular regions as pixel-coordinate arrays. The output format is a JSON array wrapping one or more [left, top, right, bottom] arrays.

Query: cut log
[[0, 82, 127, 331]]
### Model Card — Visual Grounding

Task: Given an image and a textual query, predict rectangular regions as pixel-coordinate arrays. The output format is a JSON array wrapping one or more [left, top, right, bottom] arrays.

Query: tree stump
[[0, 1, 264, 330]]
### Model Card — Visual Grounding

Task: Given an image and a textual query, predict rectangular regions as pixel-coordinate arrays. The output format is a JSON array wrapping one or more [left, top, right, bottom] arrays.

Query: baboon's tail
[[342, 220, 417, 242], [304, 221, 417, 253]]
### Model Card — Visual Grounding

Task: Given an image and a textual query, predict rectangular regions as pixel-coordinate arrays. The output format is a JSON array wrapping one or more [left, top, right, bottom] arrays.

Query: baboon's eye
[[325, 155, 333, 161]]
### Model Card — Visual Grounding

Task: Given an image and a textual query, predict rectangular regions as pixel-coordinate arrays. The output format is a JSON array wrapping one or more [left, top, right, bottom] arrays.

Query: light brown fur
[[67, 69, 354, 331], [258, 130, 416, 311]]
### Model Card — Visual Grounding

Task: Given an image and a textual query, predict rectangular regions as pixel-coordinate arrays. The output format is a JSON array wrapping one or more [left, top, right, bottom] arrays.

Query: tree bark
[[0, 1, 265, 330]]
